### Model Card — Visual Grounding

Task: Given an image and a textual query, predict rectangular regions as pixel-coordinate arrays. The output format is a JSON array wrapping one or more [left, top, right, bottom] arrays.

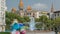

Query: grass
[[0, 32, 10, 34]]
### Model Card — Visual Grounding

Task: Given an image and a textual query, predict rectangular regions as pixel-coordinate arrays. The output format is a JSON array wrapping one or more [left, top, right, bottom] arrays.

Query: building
[[0, 0, 7, 32], [52, 11, 60, 19], [49, 10, 60, 19], [11, 8, 16, 13], [49, 3, 60, 19], [11, 0, 49, 18], [49, 3, 55, 19]]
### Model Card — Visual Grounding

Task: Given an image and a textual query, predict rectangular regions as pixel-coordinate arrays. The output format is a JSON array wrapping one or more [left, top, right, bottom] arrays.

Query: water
[[29, 17, 36, 31]]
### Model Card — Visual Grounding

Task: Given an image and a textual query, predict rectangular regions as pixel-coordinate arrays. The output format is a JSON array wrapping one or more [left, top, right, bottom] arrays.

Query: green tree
[[35, 23, 42, 30], [39, 15, 48, 30], [23, 16, 30, 22], [6, 11, 27, 23], [35, 18, 40, 22], [53, 17, 60, 34], [53, 17, 60, 32], [45, 19, 54, 30], [39, 15, 48, 22], [54, 17, 60, 27], [5, 11, 24, 30], [5, 11, 30, 30]]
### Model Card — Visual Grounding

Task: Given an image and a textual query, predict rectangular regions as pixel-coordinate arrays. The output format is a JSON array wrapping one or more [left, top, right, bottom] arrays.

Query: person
[[11, 19, 20, 34], [19, 21, 26, 34], [54, 27, 58, 34], [16, 30, 20, 34], [11, 19, 19, 31]]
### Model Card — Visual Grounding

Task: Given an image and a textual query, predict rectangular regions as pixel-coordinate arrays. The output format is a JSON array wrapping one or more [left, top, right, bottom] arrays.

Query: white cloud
[[31, 3, 48, 10]]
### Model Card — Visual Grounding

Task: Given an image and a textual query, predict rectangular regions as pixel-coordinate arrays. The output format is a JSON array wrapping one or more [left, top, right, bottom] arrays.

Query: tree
[[35, 18, 40, 22], [6, 11, 30, 23], [5, 11, 23, 30], [6, 11, 30, 30], [39, 15, 48, 30], [54, 17, 60, 27], [35, 23, 42, 30], [54, 17, 60, 32], [39, 15, 48, 22], [45, 19, 54, 31], [23, 16, 30, 22], [51, 17, 60, 34]]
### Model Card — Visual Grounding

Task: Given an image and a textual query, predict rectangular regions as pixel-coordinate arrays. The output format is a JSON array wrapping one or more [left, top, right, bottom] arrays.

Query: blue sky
[[6, 0, 60, 11]]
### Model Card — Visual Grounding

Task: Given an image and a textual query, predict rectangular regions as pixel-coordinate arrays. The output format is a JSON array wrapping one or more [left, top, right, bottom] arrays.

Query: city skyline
[[6, 0, 60, 11]]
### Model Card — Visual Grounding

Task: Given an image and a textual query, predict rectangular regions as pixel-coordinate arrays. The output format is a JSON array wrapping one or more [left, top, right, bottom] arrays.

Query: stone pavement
[[26, 31, 55, 34]]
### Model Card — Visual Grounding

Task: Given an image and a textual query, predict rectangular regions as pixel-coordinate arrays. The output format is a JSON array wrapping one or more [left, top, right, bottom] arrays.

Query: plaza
[[26, 31, 55, 34]]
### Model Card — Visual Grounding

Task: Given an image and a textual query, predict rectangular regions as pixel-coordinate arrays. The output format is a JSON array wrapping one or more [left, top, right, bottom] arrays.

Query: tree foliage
[[6, 11, 30, 25], [39, 15, 48, 23], [35, 18, 40, 22], [53, 17, 60, 30], [5, 11, 30, 30]]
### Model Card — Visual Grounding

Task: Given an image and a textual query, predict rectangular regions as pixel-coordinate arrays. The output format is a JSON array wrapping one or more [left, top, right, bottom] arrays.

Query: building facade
[[48, 3, 55, 19], [52, 11, 60, 19], [49, 3, 60, 19], [12, 0, 49, 18], [0, 0, 7, 32]]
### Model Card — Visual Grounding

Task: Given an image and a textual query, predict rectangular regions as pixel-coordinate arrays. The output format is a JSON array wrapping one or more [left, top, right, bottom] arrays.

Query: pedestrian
[[19, 21, 26, 34], [54, 27, 58, 34], [16, 31, 20, 34], [20, 25, 26, 34], [11, 19, 20, 34]]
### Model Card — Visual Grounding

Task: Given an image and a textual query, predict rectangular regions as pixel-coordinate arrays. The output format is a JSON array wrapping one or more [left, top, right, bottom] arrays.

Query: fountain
[[29, 17, 36, 31]]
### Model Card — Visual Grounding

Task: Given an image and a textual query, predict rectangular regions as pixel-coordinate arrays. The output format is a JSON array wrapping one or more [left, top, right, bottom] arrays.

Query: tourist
[[19, 21, 26, 34], [11, 19, 19, 31], [11, 19, 20, 34]]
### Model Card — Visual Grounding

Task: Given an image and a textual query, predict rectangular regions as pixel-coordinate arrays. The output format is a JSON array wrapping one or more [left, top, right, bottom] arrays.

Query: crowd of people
[[11, 19, 26, 34]]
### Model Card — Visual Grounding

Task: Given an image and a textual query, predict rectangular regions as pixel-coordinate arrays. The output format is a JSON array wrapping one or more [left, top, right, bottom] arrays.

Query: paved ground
[[26, 31, 55, 34], [11, 30, 58, 34]]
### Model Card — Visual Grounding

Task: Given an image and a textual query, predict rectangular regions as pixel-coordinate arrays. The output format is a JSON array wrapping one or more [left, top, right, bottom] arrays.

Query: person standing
[[11, 19, 20, 34], [19, 21, 26, 34]]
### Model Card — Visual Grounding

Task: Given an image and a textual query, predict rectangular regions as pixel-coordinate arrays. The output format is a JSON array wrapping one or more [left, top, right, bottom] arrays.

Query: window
[[55, 14, 56, 17], [58, 13, 59, 16], [1, 7, 4, 11], [1, 0, 5, 6]]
